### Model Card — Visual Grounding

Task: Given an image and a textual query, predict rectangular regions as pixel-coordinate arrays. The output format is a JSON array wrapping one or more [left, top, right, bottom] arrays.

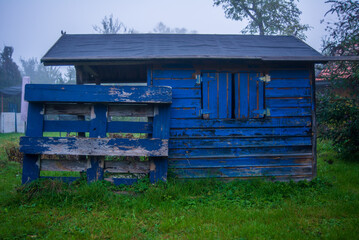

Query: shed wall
[[151, 66, 314, 181]]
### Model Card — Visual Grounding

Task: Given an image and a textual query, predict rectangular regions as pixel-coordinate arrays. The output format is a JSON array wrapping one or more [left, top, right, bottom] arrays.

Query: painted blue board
[[43, 120, 152, 133], [266, 98, 311, 108], [249, 72, 264, 118], [171, 98, 201, 108], [266, 88, 311, 98], [169, 156, 313, 168], [107, 121, 152, 133], [234, 73, 249, 118], [150, 105, 171, 183], [152, 70, 195, 79], [20, 137, 169, 156], [266, 79, 311, 88], [43, 120, 90, 132], [171, 166, 312, 178], [153, 79, 198, 88], [218, 73, 232, 119], [25, 84, 172, 104], [202, 73, 232, 119], [170, 127, 311, 138], [88, 104, 107, 182], [22, 102, 43, 184], [270, 108, 312, 117], [170, 117, 312, 128], [169, 136, 312, 149], [169, 145, 312, 159], [171, 108, 200, 119], [269, 70, 310, 79], [172, 88, 201, 99]]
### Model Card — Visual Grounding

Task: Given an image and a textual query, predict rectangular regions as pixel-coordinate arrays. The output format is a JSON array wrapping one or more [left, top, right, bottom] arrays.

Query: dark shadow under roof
[[42, 34, 326, 65]]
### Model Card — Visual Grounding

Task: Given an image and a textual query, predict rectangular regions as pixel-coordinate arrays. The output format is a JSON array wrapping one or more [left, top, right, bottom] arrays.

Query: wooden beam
[[25, 84, 172, 104], [20, 137, 169, 157], [108, 104, 154, 117], [41, 159, 87, 172], [105, 160, 149, 173]]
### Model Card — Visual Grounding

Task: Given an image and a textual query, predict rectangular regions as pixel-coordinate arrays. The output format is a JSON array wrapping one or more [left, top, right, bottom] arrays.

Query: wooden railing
[[20, 84, 172, 185]]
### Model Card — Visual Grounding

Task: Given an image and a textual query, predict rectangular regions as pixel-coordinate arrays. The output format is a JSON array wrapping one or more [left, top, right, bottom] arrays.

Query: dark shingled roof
[[42, 34, 325, 65]]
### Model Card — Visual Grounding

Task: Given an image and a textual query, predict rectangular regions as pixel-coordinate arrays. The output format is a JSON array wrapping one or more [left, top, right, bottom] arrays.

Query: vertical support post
[[22, 102, 43, 184], [87, 104, 107, 182], [150, 104, 170, 183], [310, 66, 317, 179]]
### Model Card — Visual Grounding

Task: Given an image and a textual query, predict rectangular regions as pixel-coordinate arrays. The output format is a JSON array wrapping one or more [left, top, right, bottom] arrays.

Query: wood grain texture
[[25, 84, 172, 104], [20, 137, 169, 156]]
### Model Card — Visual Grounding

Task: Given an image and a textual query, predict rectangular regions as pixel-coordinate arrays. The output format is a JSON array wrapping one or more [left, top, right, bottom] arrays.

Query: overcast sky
[[0, 0, 337, 66]]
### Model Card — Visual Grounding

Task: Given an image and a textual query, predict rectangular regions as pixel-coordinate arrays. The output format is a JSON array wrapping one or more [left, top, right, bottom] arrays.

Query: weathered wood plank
[[169, 145, 312, 159], [108, 105, 154, 117], [171, 166, 312, 178], [169, 156, 313, 168], [150, 105, 171, 183], [22, 102, 43, 184], [172, 88, 201, 99], [152, 70, 195, 79], [41, 159, 87, 172], [45, 104, 91, 115], [269, 108, 312, 117], [269, 70, 310, 79], [171, 98, 201, 108], [88, 104, 107, 182], [105, 161, 149, 173], [43, 120, 90, 132], [107, 121, 152, 133], [266, 88, 311, 98], [170, 117, 312, 128], [266, 98, 311, 108], [266, 79, 310, 88], [25, 84, 172, 103], [169, 136, 312, 149], [170, 108, 200, 119], [20, 137, 169, 156], [170, 127, 311, 138], [153, 79, 198, 88]]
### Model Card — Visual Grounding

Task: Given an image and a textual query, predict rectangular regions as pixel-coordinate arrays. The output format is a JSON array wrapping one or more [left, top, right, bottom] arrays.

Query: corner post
[[150, 104, 170, 183], [87, 104, 107, 182], [22, 102, 44, 184]]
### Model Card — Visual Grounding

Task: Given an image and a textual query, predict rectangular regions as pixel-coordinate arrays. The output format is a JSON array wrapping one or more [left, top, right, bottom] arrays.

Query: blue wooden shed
[[20, 34, 329, 184]]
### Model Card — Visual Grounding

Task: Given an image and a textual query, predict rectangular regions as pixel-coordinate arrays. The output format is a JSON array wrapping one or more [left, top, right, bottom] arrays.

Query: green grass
[[0, 134, 359, 239]]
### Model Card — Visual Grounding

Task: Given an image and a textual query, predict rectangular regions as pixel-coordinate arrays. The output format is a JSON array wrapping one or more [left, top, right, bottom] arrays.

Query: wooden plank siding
[[151, 68, 314, 181]]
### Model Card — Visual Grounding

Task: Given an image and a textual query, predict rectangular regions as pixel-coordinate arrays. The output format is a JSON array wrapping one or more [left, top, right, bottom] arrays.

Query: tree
[[213, 0, 311, 40], [93, 14, 135, 34], [0, 46, 22, 88], [317, 0, 359, 159], [21, 58, 63, 84], [0, 46, 22, 112], [153, 22, 197, 34]]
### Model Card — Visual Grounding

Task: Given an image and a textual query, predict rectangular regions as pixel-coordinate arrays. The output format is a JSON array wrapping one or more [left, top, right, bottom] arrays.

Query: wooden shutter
[[234, 72, 265, 119], [202, 72, 232, 119]]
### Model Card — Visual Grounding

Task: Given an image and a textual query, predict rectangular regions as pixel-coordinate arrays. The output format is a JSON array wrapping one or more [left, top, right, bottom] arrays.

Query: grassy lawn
[[0, 133, 358, 239]]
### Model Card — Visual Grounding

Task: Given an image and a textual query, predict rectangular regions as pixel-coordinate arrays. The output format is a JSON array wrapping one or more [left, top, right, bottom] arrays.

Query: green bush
[[317, 93, 359, 159]]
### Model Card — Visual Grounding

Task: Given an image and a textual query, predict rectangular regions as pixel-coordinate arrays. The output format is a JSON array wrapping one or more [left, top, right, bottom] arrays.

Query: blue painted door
[[202, 72, 265, 120], [234, 72, 265, 119], [202, 72, 232, 119]]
